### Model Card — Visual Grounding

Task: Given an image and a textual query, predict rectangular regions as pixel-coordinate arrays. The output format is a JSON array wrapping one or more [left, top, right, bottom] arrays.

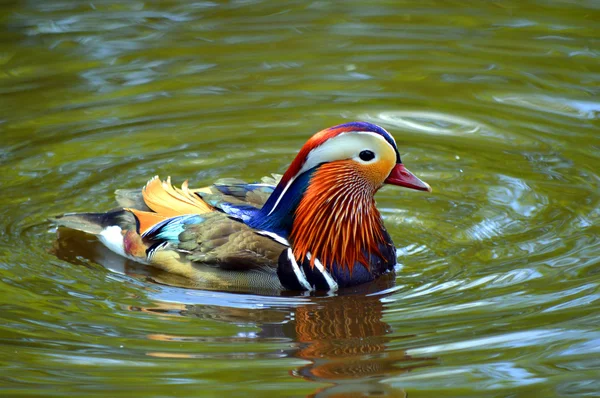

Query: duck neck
[[289, 161, 390, 275], [250, 168, 317, 238]]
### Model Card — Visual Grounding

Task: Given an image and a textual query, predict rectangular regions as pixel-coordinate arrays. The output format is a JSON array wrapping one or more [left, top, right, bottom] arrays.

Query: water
[[1, 1, 599, 396]]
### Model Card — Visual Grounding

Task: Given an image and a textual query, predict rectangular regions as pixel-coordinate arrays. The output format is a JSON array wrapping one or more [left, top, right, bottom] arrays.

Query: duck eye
[[359, 150, 375, 162]]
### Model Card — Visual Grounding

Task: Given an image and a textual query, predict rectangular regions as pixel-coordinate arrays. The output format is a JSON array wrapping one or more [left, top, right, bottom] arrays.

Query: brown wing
[[176, 212, 286, 271]]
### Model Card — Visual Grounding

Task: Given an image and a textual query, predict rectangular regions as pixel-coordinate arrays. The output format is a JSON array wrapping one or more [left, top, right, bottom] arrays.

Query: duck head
[[252, 121, 430, 291]]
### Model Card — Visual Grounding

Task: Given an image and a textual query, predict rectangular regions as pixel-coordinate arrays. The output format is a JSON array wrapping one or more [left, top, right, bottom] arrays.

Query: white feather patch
[[288, 248, 313, 291], [98, 226, 126, 257], [147, 242, 170, 262], [98, 225, 149, 264], [307, 252, 339, 292], [255, 230, 290, 246]]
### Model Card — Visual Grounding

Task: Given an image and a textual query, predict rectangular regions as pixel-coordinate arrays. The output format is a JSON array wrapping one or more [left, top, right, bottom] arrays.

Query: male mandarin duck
[[54, 122, 431, 292]]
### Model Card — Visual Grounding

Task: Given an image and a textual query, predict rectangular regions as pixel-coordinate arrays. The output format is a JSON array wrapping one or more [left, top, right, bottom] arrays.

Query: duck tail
[[51, 209, 135, 235]]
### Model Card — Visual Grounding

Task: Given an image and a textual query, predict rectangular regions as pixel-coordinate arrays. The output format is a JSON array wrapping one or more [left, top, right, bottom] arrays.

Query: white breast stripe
[[307, 252, 339, 292], [255, 230, 290, 246], [267, 176, 296, 216], [147, 241, 169, 261], [288, 248, 313, 291]]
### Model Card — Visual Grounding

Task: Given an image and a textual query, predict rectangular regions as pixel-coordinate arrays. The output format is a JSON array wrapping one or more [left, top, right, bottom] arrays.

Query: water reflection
[[288, 293, 434, 397], [5, 0, 598, 395], [141, 291, 436, 397]]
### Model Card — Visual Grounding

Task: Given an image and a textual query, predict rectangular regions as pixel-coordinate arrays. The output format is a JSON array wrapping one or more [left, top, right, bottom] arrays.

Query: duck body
[[54, 122, 430, 292]]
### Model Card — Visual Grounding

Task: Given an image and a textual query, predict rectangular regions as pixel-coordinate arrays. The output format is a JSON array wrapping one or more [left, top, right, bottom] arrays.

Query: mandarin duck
[[54, 122, 431, 292]]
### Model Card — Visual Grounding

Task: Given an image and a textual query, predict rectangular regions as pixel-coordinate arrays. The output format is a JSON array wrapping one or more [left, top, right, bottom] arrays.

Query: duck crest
[[290, 160, 388, 275]]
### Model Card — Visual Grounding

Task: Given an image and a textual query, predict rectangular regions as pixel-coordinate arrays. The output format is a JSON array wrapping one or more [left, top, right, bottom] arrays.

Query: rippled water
[[1, 1, 599, 396]]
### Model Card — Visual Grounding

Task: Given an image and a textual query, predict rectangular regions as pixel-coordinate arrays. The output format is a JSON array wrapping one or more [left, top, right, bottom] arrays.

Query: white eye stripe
[[267, 131, 396, 216], [304, 131, 394, 170]]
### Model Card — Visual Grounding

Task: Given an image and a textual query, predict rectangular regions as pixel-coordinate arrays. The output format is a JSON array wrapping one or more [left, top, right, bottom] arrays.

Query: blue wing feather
[[213, 183, 275, 199], [248, 168, 316, 238], [216, 203, 261, 222], [195, 182, 276, 222], [142, 214, 204, 243]]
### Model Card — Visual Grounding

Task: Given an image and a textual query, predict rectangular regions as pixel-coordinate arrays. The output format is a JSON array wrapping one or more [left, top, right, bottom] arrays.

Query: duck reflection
[[285, 287, 434, 397], [54, 229, 436, 397]]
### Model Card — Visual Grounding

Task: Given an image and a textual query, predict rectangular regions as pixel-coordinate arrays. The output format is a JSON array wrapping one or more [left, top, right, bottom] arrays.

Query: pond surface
[[1, 1, 599, 396]]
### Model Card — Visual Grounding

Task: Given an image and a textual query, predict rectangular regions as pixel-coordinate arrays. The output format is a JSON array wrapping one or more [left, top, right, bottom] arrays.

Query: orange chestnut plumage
[[291, 161, 387, 275], [275, 123, 431, 289]]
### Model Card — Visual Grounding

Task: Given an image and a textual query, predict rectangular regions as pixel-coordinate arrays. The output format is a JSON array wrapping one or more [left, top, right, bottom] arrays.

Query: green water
[[1, 1, 599, 396]]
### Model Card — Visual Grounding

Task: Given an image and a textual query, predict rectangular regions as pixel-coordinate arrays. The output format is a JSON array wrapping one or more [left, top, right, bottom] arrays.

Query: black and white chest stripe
[[277, 248, 338, 292]]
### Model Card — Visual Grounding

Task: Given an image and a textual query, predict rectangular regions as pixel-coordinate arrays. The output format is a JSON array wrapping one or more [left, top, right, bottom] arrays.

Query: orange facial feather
[[123, 229, 148, 257], [290, 160, 387, 274]]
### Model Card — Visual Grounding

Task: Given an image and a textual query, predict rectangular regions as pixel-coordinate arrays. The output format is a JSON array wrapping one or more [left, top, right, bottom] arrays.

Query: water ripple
[[1, 0, 599, 396]]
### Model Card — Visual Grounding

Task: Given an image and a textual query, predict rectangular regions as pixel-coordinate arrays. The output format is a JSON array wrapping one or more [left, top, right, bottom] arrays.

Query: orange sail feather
[[142, 176, 213, 217]]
